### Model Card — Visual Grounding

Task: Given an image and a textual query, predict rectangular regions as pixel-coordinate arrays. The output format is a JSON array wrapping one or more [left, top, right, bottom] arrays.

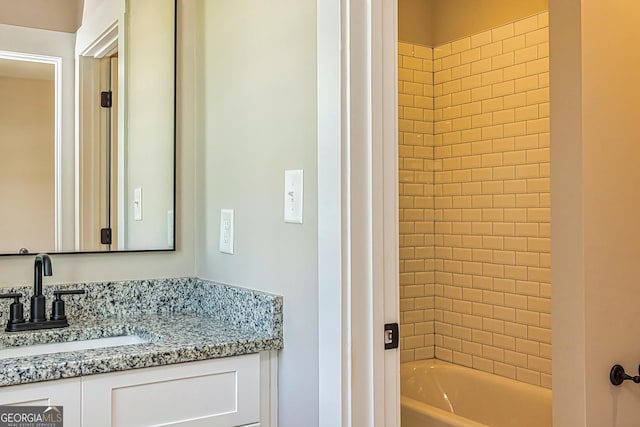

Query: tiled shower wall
[[398, 43, 435, 362], [399, 12, 551, 388]]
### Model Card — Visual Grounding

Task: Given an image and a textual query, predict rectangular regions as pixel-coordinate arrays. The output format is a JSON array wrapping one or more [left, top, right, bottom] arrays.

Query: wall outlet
[[219, 209, 234, 254]]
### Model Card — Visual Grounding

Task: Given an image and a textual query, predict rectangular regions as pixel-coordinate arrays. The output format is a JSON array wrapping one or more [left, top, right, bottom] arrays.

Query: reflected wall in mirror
[[0, 0, 175, 256]]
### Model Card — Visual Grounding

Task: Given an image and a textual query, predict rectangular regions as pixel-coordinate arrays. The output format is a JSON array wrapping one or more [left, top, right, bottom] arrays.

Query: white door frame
[[318, 0, 400, 425]]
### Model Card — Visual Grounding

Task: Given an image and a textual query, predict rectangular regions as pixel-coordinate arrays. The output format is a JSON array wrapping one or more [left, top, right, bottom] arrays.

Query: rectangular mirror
[[0, 0, 176, 255]]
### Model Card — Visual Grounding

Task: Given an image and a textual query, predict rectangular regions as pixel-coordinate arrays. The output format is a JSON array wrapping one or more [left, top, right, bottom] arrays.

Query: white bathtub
[[401, 359, 551, 427]]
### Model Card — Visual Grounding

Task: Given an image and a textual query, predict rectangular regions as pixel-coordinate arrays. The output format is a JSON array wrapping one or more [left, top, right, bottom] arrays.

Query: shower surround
[[399, 11, 550, 388]]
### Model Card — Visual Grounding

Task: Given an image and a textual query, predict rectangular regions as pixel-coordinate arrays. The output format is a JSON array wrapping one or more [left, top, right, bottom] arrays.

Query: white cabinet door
[[0, 378, 82, 427], [82, 353, 260, 427]]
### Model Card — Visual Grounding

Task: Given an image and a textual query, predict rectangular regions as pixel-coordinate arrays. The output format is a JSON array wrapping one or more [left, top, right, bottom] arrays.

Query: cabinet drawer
[[82, 354, 260, 426]]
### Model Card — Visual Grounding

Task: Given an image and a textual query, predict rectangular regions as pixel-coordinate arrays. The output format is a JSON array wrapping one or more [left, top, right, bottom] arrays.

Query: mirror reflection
[[0, 0, 175, 255]]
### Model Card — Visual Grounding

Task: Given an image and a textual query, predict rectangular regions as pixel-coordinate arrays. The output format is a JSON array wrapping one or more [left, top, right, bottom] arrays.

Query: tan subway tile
[[494, 278, 516, 293], [526, 28, 549, 47], [528, 355, 552, 375], [483, 318, 505, 334], [473, 356, 495, 373], [516, 310, 540, 327], [503, 94, 527, 110], [541, 374, 552, 389], [443, 311, 463, 326], [453, 351, 474, 367], [482, 98, 504, 114], [492, 51, 515, 69], [515, 16, 539, 35], [463, 340, 483, 357], [494, 306, 516, 322], [505, 320, 528, 338], [493, 195, 516, 208], [442, 54, 461, 70], [435, 347, 453, 362], [526, 57, 549, 76], [503, 64, 527, 82], [517, 367, 541, 386], [527, 118, 550, 134], [527, 88, 549, 104], [539, 72, 549, 88], [404, 335, 425, 349], [481, 152, 503, 167], [472, 58, 493, 76], [414, 45, 433, 59], [482, 208, 503, 221], [472, 195, 492, 208], [482, 69, 504, 86], [514, 46, 538, 64], [471, 30, 493, 48], [463, 235, 484, 248], [483, 345, 505, 362], [474, 276, 493, 290], [493, 81, 515, 97], [538, 12, 549, 28], [434, 43, 452, 59], [528, 237, 550, 252], [493, 109, 515, 125], [503, 122, 527, 137], [516, 338, 540, 356], [493, 249, 516, 266], [493, 137, 515, 152], [528, 325, 552, 344], [505, 263, 528, 279], [505, 350, 527, 367], [452, 89, 471, 105], [461, 47, 481, 64], [516, 193, 540, 208], [495, 362, 517, 380], [472, 86, 493, 101], [403, 56, 424, 71], [493, 223, 515, 237], [483, 290, 505, 305], [504, 180, 527, 193], [540, 343, 552, 359], [516, 280, 539, 296], [415, 346, 435, 360]]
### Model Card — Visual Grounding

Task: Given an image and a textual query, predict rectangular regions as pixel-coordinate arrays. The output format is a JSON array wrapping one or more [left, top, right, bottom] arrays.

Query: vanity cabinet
[[0, 352, 277, 427], [83, 353, 261, 426], [0, 378, 82, 425]]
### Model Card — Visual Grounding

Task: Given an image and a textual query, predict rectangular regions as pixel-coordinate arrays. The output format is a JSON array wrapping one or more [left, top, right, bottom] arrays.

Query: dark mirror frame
[[1, 0, 177, 257]]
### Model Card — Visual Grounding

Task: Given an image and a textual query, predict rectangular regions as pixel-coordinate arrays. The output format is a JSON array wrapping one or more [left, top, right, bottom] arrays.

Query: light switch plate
[[134, 187, 142, 221], [284, 170, 303, 224], [219, 209, 234, 254]]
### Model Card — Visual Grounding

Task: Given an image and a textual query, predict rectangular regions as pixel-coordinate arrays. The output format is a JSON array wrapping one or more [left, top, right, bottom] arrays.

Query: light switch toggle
[[284, 170, 303, 224], [134, 187, 142, 221], [219, 209, 234, 254]]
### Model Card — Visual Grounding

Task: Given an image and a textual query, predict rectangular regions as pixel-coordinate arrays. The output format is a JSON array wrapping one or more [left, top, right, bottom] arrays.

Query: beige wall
[[398, 43, 435, 362], [551, 0, 640, 425], [399, 12, 551, 388], [194, 0, 319, 425], [399, 0, 548, 47], [0, 0, 83, 33], [0, 77, 55, 253]]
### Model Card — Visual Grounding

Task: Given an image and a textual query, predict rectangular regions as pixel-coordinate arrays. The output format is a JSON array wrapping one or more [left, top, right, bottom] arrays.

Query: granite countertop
[[0, 278, 283, 387]]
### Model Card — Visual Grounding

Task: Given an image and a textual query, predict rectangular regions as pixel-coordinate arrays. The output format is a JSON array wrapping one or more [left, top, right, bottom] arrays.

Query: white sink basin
[[0, 335, 149, 360]]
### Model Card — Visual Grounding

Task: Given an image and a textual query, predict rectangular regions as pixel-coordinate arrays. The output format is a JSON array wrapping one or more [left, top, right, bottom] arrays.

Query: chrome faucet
[[0, 254, 85, 332]]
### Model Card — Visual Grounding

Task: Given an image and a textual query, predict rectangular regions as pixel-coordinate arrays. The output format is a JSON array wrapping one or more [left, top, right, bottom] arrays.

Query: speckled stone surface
[[0, 278, 283, 386]]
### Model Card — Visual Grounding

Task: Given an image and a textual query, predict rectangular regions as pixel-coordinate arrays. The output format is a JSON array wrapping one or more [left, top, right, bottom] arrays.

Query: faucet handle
[[51, 290, 86, 321], [0, 293, 25, 325]]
